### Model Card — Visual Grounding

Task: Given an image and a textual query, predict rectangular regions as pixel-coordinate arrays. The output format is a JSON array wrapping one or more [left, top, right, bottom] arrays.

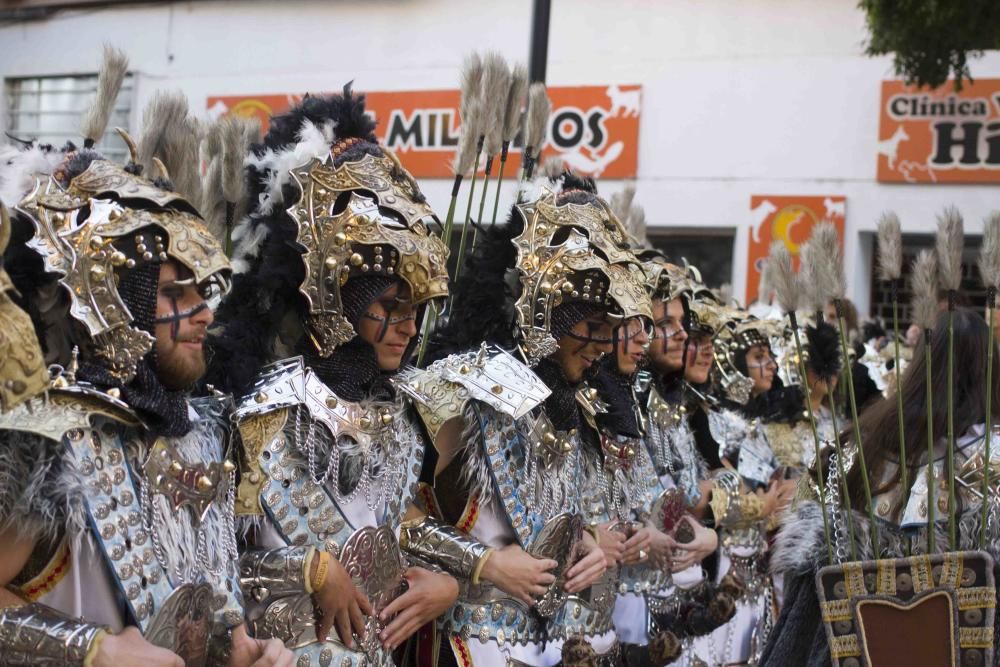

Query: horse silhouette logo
[[606, 85, 640, 118]]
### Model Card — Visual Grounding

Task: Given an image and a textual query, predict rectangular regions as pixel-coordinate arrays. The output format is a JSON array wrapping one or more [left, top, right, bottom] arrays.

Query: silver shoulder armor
[[234, 356, 309, 420], [397, 343, 550, 440], [0, 383, 139, 441]]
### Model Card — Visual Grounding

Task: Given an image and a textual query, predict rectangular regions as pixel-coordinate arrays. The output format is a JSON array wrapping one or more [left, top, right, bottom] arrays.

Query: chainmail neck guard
[[299, 336, 397, 402], [534, 357, 584, 433], [592, 357, 641, 438], [76, 263, 193, 438]]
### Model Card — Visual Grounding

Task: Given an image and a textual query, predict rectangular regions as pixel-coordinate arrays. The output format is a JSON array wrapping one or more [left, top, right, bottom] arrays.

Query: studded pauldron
[[399, 515, 492, 580], [0, 603, 106, 665]]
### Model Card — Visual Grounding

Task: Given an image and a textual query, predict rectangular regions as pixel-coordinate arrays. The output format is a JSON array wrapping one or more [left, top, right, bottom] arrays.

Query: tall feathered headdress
[[80, 46, 129, 149], [210, 84, 448, 393]]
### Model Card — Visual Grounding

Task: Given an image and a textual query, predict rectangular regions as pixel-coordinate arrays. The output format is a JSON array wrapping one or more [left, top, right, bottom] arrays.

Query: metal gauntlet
[[399, 516, 492, 580], [708, 470, 748, 528], [239, 545, 314, 602], [0, 603, 106, 665]]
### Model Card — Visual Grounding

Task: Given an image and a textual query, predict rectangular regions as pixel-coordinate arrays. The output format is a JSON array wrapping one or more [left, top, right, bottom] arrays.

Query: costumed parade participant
[[0, 48, 293, 666], [632, 253, 748, 667], [403, 171, 646, 666], [635, 252, 793, 666], [206, 86, 462, 666], [592, 192, 722, 666], [764, 321, 842, 475], [593, 312, 687, 667], [762, 215, 1000, 667]]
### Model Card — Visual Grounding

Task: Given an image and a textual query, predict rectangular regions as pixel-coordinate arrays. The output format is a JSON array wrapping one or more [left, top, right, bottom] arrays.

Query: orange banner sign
[[747, 195, 845, 303], [877, 79, 1000, 184], [207, 85, 641, 179]]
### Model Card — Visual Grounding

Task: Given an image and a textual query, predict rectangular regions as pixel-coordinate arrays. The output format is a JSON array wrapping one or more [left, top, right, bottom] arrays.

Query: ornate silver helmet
[[17, 149, 231, 383], [511, 186, 651, 364], [713, 312, 784, 404]]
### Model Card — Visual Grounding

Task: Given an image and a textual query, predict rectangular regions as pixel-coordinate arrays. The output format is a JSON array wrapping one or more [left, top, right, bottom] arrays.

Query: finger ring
[[639, 549, 648, 561]]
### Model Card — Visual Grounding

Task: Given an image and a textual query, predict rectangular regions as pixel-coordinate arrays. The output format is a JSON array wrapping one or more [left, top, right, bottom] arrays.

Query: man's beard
[[156, 344, 206, 390]]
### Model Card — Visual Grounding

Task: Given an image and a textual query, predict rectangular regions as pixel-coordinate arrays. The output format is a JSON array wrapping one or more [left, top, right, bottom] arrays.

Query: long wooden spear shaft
[[469, 156, 495, 248], [983, 287, 996, 549], [834, 298, 879, 556], [946, 294, 957, 550], [454, 137, 484, 281], [416, 173, 465, 367], [982, 290, 996, 548], [789, 313, 834, 564], [923, 327, 936, 552], [890, 281, 909, 555], [489, 142, 512, 226], [441, 174, 464, 247]]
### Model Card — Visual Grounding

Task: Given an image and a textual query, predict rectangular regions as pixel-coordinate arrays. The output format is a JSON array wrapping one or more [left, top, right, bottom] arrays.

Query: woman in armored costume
[[590, 311, 695, 667], [0, 49, 292, 667], [399, 174, 645, 666], [763, 309, 1000, 666], [634, 256, 791, 666], [207, 87, 461, 667]]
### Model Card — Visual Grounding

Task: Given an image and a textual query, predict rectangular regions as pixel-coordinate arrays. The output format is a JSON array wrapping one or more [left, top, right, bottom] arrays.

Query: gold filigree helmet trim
[[0, 203, 48, 411], [686, 299, 727, 337], [713, 311, 785, 404], [640, 255, 697, 303], [512, 196, 652, 364], [286, 150, 449, 357], [17, 160, 231, 383]]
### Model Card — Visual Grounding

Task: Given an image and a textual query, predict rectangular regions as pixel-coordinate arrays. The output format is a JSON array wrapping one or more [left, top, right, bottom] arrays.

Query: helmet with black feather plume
[[208, 84, 449, 396]]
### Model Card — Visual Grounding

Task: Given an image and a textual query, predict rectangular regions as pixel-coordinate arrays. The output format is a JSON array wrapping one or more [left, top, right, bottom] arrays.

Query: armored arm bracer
[[399, 515, 492, 582], [239, 545, 315, 602], [707, 469, 764, 528], [0, 602, 107, 665]]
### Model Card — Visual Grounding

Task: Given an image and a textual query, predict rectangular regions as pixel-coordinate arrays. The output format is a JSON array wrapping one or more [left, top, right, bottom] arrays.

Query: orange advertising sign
[[877, 79, 1000, 183], [747, 195, 845, 303], [206, 85, 641, 179]]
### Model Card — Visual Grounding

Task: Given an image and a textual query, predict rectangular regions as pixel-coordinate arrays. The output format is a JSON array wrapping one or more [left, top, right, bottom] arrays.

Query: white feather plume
[[0, 143, 64, 207], [876, 211, 902, 282], [524, 83, 551, 156], [542, 155, 565, 180], [979, 211, 1000, 290], [80, 45, 129, 145], [768, 241, 800, 314], [910, 249, 939, 330], [935, 206, 964, 292], [480, 51, 510, 158], [137, 91, 203, 205], [502, 63, 529, 145], [245, 119, 334, 216], [813, 221, 845, 300], [452, 52, 485, 176]]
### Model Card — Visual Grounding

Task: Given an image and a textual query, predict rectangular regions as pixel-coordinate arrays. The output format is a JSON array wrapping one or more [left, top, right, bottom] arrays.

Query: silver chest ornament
[[236, 358, 423, 664]]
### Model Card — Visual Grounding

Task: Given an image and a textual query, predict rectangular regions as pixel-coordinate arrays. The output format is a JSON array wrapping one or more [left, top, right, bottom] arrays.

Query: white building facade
[[2, 0, 998, 317]]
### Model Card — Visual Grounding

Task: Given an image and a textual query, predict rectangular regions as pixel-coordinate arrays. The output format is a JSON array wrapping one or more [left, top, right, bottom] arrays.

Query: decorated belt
[[547, 569, 618, 640], [617, 563, 670, 596], [441, 597, 545, 648]]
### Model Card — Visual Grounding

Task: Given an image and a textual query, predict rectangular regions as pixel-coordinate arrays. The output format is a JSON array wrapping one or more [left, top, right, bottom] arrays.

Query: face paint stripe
[[152, 301, 209, 340]]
